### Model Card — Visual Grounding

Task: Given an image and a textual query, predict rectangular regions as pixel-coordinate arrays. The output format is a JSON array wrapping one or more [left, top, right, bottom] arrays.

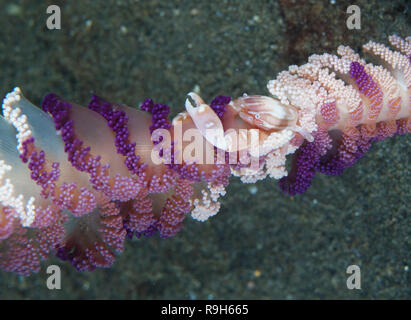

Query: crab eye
[[255, 113, 260, 119]]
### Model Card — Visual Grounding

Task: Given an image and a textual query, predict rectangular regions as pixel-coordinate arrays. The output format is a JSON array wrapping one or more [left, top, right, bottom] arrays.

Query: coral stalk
[[0, 35, 409, 275]]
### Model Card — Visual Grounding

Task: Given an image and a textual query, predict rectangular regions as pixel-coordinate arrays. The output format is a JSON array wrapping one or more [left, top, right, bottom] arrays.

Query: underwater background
[[0, 0, 409, 299]]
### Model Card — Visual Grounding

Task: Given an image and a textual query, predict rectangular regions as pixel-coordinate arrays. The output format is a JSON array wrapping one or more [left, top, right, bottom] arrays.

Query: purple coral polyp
[[210, 95, 230, 119], [88, 94, 146, 175]]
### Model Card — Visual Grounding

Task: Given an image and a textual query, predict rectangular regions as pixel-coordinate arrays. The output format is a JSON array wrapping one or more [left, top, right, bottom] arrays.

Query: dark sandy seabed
[[0, 0, 409, 299]]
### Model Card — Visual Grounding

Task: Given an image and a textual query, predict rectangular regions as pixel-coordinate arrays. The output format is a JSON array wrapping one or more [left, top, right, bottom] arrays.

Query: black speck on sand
[[0, 0, 409, 299]]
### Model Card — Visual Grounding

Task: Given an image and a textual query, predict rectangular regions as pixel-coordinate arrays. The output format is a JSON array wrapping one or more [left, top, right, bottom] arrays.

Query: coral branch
[[1, 35, 410, 275]]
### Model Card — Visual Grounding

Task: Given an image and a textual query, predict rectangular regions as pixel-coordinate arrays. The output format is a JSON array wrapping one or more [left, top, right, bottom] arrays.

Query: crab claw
[[185, 92, 228, 150], [234, 95, 298, 131]]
